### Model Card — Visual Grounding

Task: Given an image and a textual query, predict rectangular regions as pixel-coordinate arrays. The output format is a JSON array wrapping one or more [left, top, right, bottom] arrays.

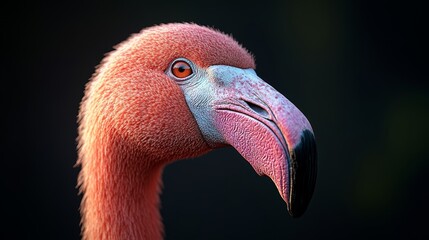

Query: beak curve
[[181, 65, 317, 217]]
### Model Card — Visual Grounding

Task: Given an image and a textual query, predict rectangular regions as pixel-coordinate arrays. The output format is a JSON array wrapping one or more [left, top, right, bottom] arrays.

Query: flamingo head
[[83, 23, 317, 217]]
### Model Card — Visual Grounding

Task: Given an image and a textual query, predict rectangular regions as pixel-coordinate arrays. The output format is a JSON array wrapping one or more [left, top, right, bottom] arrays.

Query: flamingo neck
[[80, 138, 165, 240]]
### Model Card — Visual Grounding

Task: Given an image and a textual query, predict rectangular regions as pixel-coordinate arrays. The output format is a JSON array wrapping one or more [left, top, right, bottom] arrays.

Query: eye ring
[[168, 58, 195, 80]]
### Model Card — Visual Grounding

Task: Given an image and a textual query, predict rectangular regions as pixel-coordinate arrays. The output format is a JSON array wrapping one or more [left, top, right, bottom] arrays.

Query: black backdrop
[[6, 0, 428, 239]]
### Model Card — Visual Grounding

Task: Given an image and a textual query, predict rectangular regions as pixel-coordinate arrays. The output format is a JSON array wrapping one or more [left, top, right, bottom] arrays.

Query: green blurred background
[[6, 0, 428, 239]]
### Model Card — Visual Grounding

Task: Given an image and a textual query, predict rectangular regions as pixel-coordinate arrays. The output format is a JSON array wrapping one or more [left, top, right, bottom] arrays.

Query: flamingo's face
[[165, 57, 317, 217], [87, 23, 317, 217]]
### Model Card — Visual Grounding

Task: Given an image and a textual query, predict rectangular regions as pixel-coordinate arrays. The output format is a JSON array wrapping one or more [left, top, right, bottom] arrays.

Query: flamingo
[[77, 23, 317, 239]]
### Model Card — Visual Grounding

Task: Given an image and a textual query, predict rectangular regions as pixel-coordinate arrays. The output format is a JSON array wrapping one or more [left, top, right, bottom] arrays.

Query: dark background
[[5, 0, 428, 239]]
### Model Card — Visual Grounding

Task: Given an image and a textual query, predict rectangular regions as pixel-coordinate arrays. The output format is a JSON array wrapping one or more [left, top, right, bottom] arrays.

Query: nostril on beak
[[244, 101, 270, 119]]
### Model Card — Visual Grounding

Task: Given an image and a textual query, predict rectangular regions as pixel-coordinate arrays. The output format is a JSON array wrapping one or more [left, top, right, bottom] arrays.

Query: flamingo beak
[[181, 65, 317, 217]]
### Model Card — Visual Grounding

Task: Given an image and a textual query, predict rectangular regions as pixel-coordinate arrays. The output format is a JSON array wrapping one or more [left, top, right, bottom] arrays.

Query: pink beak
[[181, 65, 317, 217]]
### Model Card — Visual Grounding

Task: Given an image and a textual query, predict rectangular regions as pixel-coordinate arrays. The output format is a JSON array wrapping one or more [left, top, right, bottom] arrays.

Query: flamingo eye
[[171, 60, 193, 79]]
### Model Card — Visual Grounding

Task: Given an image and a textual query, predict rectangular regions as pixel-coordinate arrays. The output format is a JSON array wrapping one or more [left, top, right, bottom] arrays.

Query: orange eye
[[171, 60, 193, 79]]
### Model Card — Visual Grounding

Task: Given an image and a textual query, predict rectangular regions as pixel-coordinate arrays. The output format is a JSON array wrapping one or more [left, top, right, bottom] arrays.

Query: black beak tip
[[287, 129, 317, 218]]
